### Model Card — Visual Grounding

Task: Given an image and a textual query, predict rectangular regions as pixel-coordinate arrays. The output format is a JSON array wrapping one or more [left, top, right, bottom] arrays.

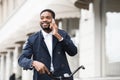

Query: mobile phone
[[48, 19, 55, 30], [52, 19, 55, 23]]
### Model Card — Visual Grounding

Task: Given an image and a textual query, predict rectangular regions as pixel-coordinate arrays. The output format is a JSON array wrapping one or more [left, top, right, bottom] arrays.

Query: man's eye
[[40, 18, 43, 20], [46, 16, 51, 19]]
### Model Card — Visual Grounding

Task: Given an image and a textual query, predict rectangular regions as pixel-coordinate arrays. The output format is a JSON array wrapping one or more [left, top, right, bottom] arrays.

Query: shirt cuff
[[59, 37, 64, 42], [30, 60, 33, 68]]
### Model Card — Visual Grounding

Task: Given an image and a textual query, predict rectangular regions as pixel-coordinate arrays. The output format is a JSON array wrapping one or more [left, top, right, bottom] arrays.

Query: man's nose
[[42, 18, 47, 22]]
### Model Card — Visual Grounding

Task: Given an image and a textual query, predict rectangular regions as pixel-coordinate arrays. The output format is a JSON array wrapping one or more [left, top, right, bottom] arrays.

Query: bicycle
[[47, 65, 85, 80]]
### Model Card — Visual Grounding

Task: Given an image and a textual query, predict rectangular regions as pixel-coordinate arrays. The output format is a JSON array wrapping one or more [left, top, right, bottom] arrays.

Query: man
[[18, 9, 77, 80]]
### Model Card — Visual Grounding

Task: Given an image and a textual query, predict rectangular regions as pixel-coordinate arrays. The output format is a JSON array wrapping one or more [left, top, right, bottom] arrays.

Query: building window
[[57, 18, 79, 37], [105, 12, 120, 77]]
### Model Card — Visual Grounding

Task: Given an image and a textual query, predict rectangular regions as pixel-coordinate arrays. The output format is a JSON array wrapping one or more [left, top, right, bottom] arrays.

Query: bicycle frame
[[47, 65, 85, 80]]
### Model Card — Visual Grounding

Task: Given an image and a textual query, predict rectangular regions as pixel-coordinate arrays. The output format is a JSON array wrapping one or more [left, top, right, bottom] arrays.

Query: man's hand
[[50, 19, 63, 41], [32, 61, 50, 74], [50, 19, 58, 35]]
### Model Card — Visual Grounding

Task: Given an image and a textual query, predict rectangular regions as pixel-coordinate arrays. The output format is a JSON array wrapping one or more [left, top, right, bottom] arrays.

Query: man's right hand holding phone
[[50, 19, 63, 41]]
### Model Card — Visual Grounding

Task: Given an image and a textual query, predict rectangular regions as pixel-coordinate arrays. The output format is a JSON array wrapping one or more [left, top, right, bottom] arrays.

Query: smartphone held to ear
[[52, 19, 55, 23], [48, 19, 55, 30]]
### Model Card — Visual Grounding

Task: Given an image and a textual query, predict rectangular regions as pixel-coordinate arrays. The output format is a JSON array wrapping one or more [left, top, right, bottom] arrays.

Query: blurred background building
[[0, 0, 120, 80]]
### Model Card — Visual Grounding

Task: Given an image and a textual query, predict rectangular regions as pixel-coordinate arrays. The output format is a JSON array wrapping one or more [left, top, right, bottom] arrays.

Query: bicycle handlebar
[[47, 65, 85, 80]]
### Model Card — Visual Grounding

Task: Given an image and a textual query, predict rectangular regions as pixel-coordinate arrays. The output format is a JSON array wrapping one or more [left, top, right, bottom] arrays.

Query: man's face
[[40, 11, 53, 31]]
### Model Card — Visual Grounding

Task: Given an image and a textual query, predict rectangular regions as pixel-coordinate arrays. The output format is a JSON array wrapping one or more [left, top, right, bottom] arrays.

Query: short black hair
[[40, 9, 55, 19]]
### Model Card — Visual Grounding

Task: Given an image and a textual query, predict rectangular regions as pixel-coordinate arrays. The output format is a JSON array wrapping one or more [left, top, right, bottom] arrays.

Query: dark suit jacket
[[18, 29, 77, 80]]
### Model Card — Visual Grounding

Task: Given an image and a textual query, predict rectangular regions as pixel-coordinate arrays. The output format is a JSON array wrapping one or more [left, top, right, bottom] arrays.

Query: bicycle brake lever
[[69, 65, 85, 77]]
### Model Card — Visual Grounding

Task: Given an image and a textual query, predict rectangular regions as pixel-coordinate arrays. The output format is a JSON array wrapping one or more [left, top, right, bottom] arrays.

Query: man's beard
[[40, 24, 52, 32], [42, 26, 51, 31]]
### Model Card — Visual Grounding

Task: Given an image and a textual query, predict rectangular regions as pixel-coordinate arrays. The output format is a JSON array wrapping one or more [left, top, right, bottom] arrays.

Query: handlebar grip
[[70, 65, 85, 77]]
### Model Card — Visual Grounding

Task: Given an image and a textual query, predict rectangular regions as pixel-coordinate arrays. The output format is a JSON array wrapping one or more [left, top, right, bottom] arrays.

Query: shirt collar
[[42, 30, 52, 37]]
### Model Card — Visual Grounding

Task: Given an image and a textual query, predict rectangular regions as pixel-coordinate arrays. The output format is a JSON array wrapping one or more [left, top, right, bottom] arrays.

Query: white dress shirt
[[42, 30, 54, 71]]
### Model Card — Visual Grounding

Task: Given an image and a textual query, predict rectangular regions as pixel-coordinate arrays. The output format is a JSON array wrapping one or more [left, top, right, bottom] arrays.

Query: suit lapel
[[53, 35, 58, 50], [39, 31, 49, 53], [39, 31, 58, 55]]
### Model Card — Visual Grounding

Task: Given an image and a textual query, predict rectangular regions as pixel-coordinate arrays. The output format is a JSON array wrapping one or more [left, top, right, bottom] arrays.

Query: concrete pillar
[[79, 3, 96, 78], [13, 0, 25, 9], [14, 41, 33, 80], [2, 0, 8, 21], [0, 54, 4, 80], [15, 0, 24, 7], [13, 44, 22, 79], [17, 40, 33, 80], [14, 0, 19, 8], [94, 0, 103, 77], [7, 0, 14, 14], [5, 49, 13, 80], [22, 70, 33, 80], [58, 21, 62, 29], [0, 1, 2, 24], [0, 52, 7, 80]]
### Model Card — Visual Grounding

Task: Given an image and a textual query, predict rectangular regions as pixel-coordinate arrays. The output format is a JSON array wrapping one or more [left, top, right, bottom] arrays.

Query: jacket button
[[61, 64, 65, 67], [58, 52, 61, 54], [40, 58, 44, 61]]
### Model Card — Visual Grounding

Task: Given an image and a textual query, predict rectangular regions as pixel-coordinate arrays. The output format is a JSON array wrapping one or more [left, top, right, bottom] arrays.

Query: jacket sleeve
[[18, 37, 33, 70], [60, 31, 77, 56]]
